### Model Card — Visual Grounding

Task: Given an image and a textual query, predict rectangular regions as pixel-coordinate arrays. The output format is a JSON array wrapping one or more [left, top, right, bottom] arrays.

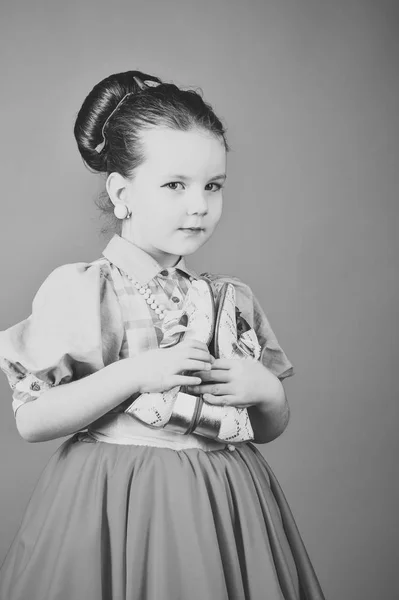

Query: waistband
[[84, 412, 229, 451]]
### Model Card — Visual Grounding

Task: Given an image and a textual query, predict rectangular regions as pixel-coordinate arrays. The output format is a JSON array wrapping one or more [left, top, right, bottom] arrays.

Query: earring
[[114, 204, 131, 219]]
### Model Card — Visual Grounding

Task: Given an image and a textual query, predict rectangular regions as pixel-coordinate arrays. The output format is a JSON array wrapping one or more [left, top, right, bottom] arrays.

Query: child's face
[[121, 127, 226, 266]]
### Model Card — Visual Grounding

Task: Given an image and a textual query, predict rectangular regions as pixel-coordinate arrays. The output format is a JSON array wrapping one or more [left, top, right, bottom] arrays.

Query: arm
[[16, 357, 140, 443], [247, 378, 290, 444], [248, 285, 294, 443]]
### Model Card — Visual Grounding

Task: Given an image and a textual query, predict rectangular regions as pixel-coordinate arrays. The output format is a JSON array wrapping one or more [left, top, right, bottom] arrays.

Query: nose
[[186, 191, 208, 216]]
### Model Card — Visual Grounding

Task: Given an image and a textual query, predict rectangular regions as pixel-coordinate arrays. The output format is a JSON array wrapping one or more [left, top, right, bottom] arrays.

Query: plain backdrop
[[0, 1, 398, 598]]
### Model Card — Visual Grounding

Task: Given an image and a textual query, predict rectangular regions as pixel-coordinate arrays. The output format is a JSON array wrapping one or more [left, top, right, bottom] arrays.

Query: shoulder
[[200, 271, 255, 304], [32, 257, 112, 309], [200, 271, 253, 293], [38, 257, 111, 287]]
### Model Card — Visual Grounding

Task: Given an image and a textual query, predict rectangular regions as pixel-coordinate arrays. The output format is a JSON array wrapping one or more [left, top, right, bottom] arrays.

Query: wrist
[[120, 356, 143, 395]]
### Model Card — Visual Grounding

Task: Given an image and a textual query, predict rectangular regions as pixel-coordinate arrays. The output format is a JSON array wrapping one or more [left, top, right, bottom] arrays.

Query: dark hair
[[73, 70, 230, 233]]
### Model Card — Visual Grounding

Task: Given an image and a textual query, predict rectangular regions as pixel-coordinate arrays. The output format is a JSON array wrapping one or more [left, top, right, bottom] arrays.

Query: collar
[[102, 233, 199, 285]]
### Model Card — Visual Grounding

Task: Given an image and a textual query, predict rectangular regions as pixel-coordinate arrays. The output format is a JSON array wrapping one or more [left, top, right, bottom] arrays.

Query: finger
[[187, 349, 214, 363], [191, 369, 231, 383], [182, 339, 211, 352], [202, 393, 236, 406], [174, 374, 203, 386], [210, 367, 233, 378], [183, 359, 213, 372], [188, 368, 232, 387], [195, 383, 233, 396], [211, 358, 233, 370], [190, 344, 216, 362]]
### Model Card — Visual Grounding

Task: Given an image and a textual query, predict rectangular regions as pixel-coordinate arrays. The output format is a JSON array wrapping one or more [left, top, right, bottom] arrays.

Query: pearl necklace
[[126, 275, 166, 319], [126, 273, 195, 320]]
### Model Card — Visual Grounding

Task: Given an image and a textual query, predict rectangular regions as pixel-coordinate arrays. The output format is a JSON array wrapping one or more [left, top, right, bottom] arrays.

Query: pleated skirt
[[0, 434, 325, 600]]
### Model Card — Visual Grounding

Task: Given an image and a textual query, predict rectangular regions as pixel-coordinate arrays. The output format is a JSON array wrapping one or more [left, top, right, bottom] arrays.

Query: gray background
[[0, 1, 398, 598]]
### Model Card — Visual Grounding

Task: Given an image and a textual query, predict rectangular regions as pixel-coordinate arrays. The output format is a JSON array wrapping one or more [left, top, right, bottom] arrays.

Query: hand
[[134, 339, 214, 394], [185, 358, 282, 409]]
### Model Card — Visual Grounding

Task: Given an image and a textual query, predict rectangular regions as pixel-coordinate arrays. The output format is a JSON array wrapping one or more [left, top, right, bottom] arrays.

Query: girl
[[0, 70, 325, 599]]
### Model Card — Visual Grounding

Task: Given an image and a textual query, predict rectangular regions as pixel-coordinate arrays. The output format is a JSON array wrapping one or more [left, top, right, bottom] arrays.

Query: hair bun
[[73, 70, 161, 172]]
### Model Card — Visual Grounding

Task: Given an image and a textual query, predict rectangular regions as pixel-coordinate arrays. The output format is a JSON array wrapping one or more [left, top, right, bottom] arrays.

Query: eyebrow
[[165, 174, 227, 181]]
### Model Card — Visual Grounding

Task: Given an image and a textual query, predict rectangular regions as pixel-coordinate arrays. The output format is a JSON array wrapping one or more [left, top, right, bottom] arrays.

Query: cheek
[[146, 202, 178, 232], [139, 194, 170, 220], [210, 197, 223, 221]]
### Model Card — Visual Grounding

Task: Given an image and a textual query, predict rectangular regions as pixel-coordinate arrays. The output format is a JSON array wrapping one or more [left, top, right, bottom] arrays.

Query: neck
[[119, 228, 182, 269]]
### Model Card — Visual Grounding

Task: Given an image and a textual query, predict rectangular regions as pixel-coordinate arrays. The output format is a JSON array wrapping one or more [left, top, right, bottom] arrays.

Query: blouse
[[0, 234, 294, 451]]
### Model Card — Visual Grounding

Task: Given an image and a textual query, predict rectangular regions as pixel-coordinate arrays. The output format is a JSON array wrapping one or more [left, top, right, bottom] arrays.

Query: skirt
[[0, 434, 325, 600]]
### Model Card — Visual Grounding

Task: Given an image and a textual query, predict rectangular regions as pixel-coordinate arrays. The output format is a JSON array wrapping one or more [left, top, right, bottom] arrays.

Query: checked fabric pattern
[[0, 234, 294, 424]]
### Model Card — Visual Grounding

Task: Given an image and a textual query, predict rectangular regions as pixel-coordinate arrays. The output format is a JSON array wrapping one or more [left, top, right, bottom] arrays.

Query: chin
[[179, 245, 200, 256], [182, 232, 210, 247]]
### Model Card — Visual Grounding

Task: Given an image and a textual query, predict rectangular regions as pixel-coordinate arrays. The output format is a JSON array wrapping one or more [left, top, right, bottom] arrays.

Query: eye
[[163, 182, 224, 192], [206, 183, 224, 192], [165, 182, 185, 191]]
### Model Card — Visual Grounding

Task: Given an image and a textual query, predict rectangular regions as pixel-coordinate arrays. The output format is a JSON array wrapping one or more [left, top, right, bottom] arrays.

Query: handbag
[[125, 277, 262, 443]]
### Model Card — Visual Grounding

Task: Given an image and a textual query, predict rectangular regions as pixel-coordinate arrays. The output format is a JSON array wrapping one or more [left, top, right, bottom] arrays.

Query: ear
[[106, 172, 131, 209]]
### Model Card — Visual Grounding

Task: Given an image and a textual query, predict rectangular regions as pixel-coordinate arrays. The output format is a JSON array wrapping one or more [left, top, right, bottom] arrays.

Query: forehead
[[139, 127, 226, 176]]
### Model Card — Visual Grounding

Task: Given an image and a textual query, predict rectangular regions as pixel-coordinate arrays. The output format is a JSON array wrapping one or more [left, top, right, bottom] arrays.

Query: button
[[171, 296, 181, 303], [160, 269, 169, 276]]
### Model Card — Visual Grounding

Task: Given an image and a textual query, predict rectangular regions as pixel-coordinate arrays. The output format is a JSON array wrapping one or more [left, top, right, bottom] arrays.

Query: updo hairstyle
[[73, 70, 230, 232]]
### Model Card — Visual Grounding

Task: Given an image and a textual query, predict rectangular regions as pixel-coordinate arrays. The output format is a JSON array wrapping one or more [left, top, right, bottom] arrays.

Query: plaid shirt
[[0, 234, 294, 426]]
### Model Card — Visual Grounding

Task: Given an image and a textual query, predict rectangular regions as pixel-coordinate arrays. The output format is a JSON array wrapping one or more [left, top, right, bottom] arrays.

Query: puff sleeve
[[201, 272, 295, 381], [250, 290, 294, 380], [0, 261, 124, 416]]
